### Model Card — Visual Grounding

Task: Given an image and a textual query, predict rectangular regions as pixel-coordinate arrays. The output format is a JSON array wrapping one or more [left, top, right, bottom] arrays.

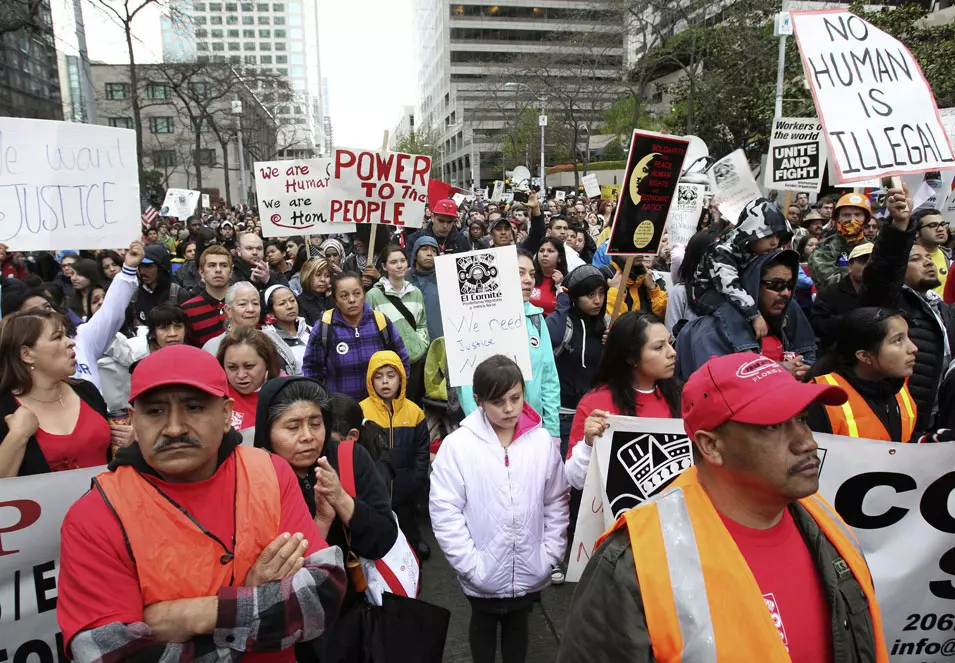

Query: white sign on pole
[[0, 465, 104, 658], [0, 118, 140, 251], [582, 173, 601, 198], [327, 149, 431, 229], [709, 149, 762, 224], [435, 246, 531, 387], [764, 117, 827, 192], [254, 158, 355, 237], [452, 192, 466, 208], [792, 10, 955, 183], [201, 193, 211, 209], [664, 183, 705, 248], [161, 188, 201, 220], [539, 115, 548, 127], [491, 180, 504, 202]]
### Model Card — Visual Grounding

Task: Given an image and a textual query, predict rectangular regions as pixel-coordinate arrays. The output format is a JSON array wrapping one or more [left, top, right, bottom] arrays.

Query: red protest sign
[[329, 149, 432, 228]]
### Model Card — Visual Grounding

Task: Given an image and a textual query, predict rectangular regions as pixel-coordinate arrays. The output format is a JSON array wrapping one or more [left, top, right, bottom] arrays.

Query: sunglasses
[[760, 278, 796, 293]]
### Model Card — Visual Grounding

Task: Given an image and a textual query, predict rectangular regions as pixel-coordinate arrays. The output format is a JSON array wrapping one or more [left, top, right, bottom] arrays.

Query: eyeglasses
[[922, 221, 949, 230], [760, 278, 796, 293]]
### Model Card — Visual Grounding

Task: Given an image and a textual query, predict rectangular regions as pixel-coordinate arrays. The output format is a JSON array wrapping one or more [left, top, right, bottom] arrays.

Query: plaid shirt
[[69, 547, 345, 663], [302, 303, 410, 402]]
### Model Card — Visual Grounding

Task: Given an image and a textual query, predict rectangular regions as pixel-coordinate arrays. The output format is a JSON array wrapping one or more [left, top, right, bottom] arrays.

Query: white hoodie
[[429, 403, 570, 599], [72, 265, 138, 391]]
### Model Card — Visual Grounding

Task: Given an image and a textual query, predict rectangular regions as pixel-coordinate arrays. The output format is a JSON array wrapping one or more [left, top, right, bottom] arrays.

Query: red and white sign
[[328, 149, 431, 228], [253, 157, 355, 237]]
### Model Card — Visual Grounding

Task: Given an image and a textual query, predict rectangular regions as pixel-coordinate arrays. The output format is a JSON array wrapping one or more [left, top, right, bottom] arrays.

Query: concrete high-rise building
[[51, 0, 96, 123], [414, 0, 625, 188], [390, 104, 415, 150], [0, 0, 63, 120], [161, 0, 324, 157]]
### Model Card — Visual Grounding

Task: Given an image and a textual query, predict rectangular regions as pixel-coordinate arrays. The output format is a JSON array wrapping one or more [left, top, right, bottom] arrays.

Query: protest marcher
[[67, 259, 102, 323], [98, 250, 123, 284], [217, 218, 237, 251], [431, 355, 569, 663], [557, 352, 888, 662], [863, 216, 880, 242], [913, 207, 951, 296], [468, 219, 490, 250], [810, 242, 871, 351], [794, 234, 818, 315], [174, 228, 217, 299], [232, 232, 289, 291], [677, 250, 816, 380], [343, 226, 388, 290], [216, 326, 281, 431], [405, 199, 471, 261], [407, 235, 443, 342], [58, 251, 78, 297], [664, 229, 716, 335], [328, 391, 394, 485], [0, 309, 113, 477], [57, 345, 346, 661], [360, 351, 431, 560], [606, 257, 668, 319], [263, 285, 311, 374], [321, 238, 346, 268], [808, 192, 873, 286], [809, 307, 918, 442], [133, 244, 180, 325], [265, 239, 293, 277], [457, 250, 561, 438], [297, 257, 336, 326], [530, 237, 568, 316], [182, 245, 233, 347], [0, 243, 27, 281], [95, 291, 144, 415], [253, 376, 398, 660], [303, 271, 409, 402], [146, 304, 187, 352]]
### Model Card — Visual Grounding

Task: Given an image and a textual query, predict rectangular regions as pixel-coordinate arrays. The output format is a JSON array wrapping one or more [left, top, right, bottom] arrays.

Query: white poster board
[[664, 183, 705, 247], [491, 180, 504, 202], [582, 173, 601, 198], [792, 10, 955, 183], [709, 149, 762, 224], [161, 188, 200, 220], [0, 117, 141, 251], [253, 158, 355, 237], [434, 246, 531, 387], [201, 193, 210, 209], [327, 149, 431, 229], [764, 117, 827, 192]]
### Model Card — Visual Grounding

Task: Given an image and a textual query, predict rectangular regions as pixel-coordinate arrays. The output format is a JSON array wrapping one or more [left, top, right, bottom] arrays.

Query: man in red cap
[[404, 198, 471, 261], [57, 344, 345, 662], [558, 352, 889, 662]]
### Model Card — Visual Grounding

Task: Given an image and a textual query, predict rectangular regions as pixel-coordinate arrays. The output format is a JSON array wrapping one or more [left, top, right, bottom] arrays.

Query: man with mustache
[[558, 352, 888, 662], [57, 345, 346, 662]]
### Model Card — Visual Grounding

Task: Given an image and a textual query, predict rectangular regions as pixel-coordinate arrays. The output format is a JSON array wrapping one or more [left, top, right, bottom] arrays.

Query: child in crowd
[[430, 355, 569, 663], [360, 351, 431, 560], [690, 198, 793, 338]]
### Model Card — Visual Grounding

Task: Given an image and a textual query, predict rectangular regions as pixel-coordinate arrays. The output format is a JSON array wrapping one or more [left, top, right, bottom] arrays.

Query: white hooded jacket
[[429, 403, 570, 599]]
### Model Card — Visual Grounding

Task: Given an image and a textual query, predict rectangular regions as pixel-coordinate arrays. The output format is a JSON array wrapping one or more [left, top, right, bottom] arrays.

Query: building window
[[273, 15, 284, 24], [145, 83, 170, 100], [273, 29, 285, 38], [226, 15, 238, 24], [149, 117, 175, 134], [274, 41, 285, 50], [242, 15, 253, 24], [243, 41, 255, 50], [194, 15, 207, 24], [260, 55, 272, 63], [227, 28, 239, 37], [257, 2, 269, 10], [108, 116, 133, 128], [209, 15, 222, 24], [259, 42, 271, 50], [212, 42, 224, 51], [153, 150, 177, 167], [228, 42, 240, 50], [194, 1, 206, 8], [229, 55, 241, 63], [212, 55, 226, 63], [105, 82, 129, 100], [198, 54, 210, 63], [196, 28, 208, 37], [272, 2, 284, 9], [191, 81, 211, 98], [241, 1, 253, 9], [195, 148, 216, 165], [244, 55, 257, 64], [192, 117, 210, 132], [289, 52, 302, 64], [197, 42, 209, 51], [259, 29, 270, 37], [211, 28, 223, 37], [277, 67, 287, 76], [209, 2, 222, 9], [243, 29, 255, 38], [257, 16, 269, 23], [225, 2, 237, 9], [275, 54, 287, 63]]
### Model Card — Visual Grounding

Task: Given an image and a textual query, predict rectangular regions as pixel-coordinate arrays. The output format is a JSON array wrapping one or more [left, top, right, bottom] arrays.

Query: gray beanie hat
[[565, 264, 607, 299]]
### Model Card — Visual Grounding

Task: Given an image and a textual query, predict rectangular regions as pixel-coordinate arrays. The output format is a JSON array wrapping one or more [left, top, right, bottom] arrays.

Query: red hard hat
[[431, 199, 458, 216]]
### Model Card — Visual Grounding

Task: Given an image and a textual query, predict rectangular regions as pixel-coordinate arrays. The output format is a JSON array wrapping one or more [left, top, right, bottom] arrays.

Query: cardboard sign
[[792, 10, 955, 183], [607, 130, 689, 256], [434, 246, 531, 387], [709, 149, 763, 224], [201, 193, 210, 208], [452, 193, 466, 208], [555, 190, 566, 202], [664, 182, 705, 247], [254, 158, 354, 237], [582, 173, 601, 198], [764, 117, 827, 192], [491, 180, 504, 202], [328, 149, 431, 228], [161, 188, 200, 220], [600, 184, 622, 200], [0, 117, 141, 251]]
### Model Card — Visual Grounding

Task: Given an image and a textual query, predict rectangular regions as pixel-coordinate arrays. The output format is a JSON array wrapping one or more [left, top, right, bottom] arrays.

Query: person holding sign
[[558, 352, 888, 663]]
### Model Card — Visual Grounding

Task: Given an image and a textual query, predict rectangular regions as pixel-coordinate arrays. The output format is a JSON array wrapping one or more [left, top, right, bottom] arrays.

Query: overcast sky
[[81, 0, 418, 149]]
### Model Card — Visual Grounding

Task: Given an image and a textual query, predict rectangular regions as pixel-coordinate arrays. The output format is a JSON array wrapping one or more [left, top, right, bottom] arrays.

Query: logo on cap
[[735, 356, 784, 381]]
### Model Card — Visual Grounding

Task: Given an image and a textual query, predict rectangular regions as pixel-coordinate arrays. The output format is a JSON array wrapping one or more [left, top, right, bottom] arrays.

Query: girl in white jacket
[[430, 355, 570, 663]]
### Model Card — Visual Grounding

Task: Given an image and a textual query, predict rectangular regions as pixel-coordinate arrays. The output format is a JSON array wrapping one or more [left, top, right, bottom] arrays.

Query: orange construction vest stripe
[[93, 446, 281, 605], [815, 372, 915, 442], [599, 466, 889, 663]]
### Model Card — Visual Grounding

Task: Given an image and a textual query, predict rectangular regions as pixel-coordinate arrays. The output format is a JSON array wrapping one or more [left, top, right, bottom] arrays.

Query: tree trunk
[[125, 25, 145, 193], [219, 136, 232, 205]]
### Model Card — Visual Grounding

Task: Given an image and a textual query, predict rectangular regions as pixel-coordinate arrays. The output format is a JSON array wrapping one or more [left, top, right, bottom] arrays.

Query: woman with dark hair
[[263, 284, 311, 373], [67, 258, 102, 323], [287, 245, 311, 294], [297, 258, 336, 325], [216, 326, 282, 430], [146, 303, 188, 351], [664, 228, 718, 335], [99, 250, 124, 284], [530, 237, 568, 315], [795, 234, 819, 314], [809, 307, 918, 442]]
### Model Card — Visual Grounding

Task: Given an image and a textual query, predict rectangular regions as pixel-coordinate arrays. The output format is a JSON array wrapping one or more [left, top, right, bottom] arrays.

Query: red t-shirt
[[58, 453, 324, 661], [721, 509, 834, 663], [30, 397, 111, 471], [760, 335, 785, 362], [229, 385, 259, 431], [567, 385, 673, 458], [530, 276, 558, 315]]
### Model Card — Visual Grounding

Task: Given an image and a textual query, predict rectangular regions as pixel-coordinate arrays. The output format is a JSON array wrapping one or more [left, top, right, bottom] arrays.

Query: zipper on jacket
[[354, 326, 360, 338]]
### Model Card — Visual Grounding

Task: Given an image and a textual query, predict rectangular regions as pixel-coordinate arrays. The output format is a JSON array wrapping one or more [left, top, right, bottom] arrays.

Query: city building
[[0, 0, 63, 120], [390, 104, 415, 150], [92, 62, 278, 206], [160, 0, 325, 157], [413, 0, 626, 188], [51, 0, 96, 123]]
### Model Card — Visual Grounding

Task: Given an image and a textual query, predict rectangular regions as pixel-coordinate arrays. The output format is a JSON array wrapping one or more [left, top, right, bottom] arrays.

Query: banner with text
[[764, 117, 827, 192], [709, 149, 763, 224], [0, 118, 140, 251], [792, 10, 955, 183], [664, 182, 705, 248], [328, 149, 431, 228], [254, 158, 354, 237], [435, 246, 531, 387], [581, 173, 601, 198]]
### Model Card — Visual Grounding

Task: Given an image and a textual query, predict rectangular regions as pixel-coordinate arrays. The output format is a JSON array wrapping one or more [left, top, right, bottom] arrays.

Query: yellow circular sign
[[632, 220, 655, 249]]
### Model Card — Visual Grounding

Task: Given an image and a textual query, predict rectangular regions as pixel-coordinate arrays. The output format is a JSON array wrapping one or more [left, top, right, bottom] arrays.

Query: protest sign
[[764, 117, 827, 192], [161, 188, 200, 220], [607, 130, 688, 256], [565, 450, 604, 583], [664, 182, 705, 248], [792, 10, 955, 183], [709, 149, 763, 224], [452, 192, 466, 208], [555, 190, 566, 202], [600, 183, 622, 201], [943, 188, 955, 228], [0, 465, 104, 659], [434, 246, 531, 387], [201, 193, 210, 209], [491, 180, 504, 202], [582, 173, 601, 198], [254, 158, 354, 237], [0, 117, 140, 251], [328, 149, 431, 228]]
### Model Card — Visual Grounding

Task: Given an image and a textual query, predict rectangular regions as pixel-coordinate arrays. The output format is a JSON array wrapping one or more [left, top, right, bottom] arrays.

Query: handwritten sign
[[709, 149, 762, 224], [160, 188, 200, 220], [201, 193, 210, 209], [764, 117, 827, 192], [792, 9, 955, 183], [435, 246, 531, 387], [582, 173, 601, 198], [0, 117, 140, 251], [328, 149, 431, 228], [664, 182, 705, 248], [254, 158, 353, 237], [491, 180, 504, 202]]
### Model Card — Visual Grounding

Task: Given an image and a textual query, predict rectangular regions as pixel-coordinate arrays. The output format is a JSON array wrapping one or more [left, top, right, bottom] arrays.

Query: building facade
[[390, 104, 416, 149], [0, 0, 63, 120]]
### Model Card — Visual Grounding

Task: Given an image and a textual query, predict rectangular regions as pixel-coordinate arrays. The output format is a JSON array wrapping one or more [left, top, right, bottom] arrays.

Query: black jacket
[[810, 276, 861, 352], [545, 292, 605, 409], [403, 224, 472, 262], [297, 291, 331, 327], [231, 256, 289, 290], [808, 368, 909, 441], [860, 221, 955, 433], [0, 379, 109, 476]]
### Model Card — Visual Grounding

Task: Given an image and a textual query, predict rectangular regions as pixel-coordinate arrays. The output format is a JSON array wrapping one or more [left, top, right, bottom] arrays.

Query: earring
[[28, 364, 35, 371]]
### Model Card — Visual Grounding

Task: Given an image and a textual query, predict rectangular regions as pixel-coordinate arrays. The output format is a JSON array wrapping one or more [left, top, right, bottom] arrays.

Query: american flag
[[141, 206, 159, 225]]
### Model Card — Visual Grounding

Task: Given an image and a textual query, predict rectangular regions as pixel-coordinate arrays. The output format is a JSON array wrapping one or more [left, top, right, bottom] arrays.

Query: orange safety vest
[[599, 466, 889, 663], [814, 372, 916, 442], [93, 446, 281, 605]]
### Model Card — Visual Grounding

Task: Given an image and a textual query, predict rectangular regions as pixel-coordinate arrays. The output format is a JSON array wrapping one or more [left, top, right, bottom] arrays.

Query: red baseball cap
[[682, 353, 847, 439], [431, 198, 458, 216], [129, 345, 230, 403]]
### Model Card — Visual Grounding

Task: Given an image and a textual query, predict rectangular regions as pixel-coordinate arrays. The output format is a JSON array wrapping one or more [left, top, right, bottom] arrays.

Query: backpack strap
[[338, 439, 357, 498], [529, 312, 543, 337], [373, 310, 394, 351], [320, 308, 335, 359], [554, 316, 574, 358]]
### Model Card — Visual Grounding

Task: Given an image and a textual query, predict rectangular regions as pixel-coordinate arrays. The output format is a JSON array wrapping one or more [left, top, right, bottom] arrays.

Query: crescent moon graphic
[[629, 152, 660, 206]]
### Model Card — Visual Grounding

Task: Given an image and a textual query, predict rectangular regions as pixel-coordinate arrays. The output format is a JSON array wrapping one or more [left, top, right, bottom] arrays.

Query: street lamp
[[231, 99, 248, 207]]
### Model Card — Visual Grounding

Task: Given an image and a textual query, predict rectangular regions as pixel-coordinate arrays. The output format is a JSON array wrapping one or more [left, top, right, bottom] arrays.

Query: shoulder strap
[[338, 439, 357, 498], [554, 316, 574, 358], [529, 312, 543, 336], [373, 310, 394, 350], [320, 308, 335, 358], [384, 292, 417, 327]]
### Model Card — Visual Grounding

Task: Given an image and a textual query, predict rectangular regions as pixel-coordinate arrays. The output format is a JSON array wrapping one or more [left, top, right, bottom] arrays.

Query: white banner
[[161, 188, 200, 220], [566, 416, 955, 662], [201, 193, 210, 209], [491, 180, 504, 202], [434, 246, 531, 388], [709, 149, 762, 224], [792, 10, 955, 183], [0, 118, 141, 251], [327, 149, 431, 229], [0, 465, 104, 659], [253, 158, 354, 237], [764, 117, 827, 192], [664, 183, 705, 248], [582, 173, 601, 198]]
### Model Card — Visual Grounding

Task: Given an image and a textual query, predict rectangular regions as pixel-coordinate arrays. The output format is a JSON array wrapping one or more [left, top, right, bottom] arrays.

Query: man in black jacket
[[810, 242, 871, 351], [231, 232, 288, 291], [404, 199, 471, 261]]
